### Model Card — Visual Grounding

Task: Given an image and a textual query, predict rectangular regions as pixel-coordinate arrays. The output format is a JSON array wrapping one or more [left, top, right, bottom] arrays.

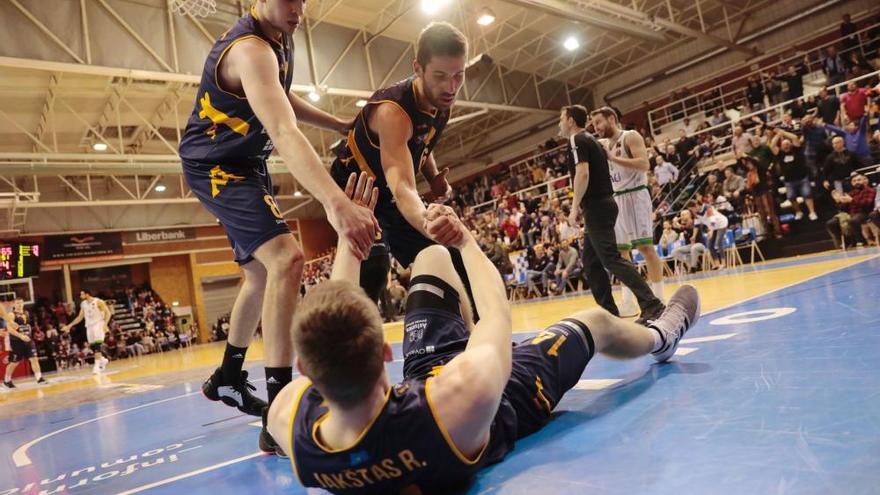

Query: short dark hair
[[561, 105, 588, 128], [81, 289, 92, 296], [292, 281, 385, 408], [416, 22, 468, 67], [590, 106, 619, 122]]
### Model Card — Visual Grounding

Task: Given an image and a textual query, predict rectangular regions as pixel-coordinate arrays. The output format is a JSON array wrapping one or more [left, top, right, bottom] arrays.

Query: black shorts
[[182, 159, 290, 264], [401, 274, 595, 461], [9, 336, 37, 362]]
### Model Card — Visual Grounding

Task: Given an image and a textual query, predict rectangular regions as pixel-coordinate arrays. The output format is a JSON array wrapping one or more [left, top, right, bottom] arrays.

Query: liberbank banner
[[122, 228, 196, 244], [44, 233, 123, 264]]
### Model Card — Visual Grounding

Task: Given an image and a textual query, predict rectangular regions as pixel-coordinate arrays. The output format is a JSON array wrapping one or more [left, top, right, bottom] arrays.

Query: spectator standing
[[653, 156, 679, 187], [770, 128, 819, 221], [822, 136, 861, 193], [722, 166, 747, 204], [823, 46, 848, 85], [825, 114, 872, 164]]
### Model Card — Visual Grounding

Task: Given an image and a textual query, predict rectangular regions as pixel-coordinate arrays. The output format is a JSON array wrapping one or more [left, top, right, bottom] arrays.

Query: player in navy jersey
[[266, 172, 702, 494], [329, 22, 477, 313], [2, 301, 47, 388], [178, 0, 378, 455]]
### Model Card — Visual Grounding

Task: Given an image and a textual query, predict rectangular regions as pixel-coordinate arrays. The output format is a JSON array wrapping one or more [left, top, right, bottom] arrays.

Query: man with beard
[[560, 105, 664, 322], [330, 22, 477, 316], [590, 107, 666, 320]]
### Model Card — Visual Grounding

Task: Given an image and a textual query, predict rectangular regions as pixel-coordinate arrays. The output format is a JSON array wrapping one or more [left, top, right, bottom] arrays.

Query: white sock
[[620, 286, 635, 307], [649, 326, 664, 353], [651, 281, 665, 301]]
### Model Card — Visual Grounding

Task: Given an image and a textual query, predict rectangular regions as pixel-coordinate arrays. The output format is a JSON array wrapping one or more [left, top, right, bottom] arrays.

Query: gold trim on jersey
[[424, 377, 489, 466], [310, 386, 392, 454], [288, 380, 314, 486], [199, 92, 250, 139], [213, 35, 273, 100], [347, 129, 376, 179], [361, 100, 412, 150]]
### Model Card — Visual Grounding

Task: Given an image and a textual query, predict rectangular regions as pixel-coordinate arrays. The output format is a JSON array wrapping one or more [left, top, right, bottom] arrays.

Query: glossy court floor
[[1, 248, 878, 495]]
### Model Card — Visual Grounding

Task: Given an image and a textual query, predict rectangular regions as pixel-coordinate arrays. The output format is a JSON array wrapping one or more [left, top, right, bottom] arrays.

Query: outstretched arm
[[62, 307, 85, 332], [330, 173, 379, 283], [230, 39, 377, 260], [423, 205, 512, 460]]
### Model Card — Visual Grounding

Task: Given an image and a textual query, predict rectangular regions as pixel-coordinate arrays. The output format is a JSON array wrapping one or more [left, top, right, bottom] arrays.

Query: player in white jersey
[[62, 290, 112, 373], [591, 107, 664, 318]]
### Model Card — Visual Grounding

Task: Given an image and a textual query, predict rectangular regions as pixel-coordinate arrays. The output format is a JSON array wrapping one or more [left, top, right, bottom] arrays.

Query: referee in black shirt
[[560, 105, 664, 322]]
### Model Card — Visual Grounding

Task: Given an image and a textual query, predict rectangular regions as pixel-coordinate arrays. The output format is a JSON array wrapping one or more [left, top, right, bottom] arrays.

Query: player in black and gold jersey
[[330, 22, 475, 311], [178, 0, 378, 455], [266, 172, 702, 494]]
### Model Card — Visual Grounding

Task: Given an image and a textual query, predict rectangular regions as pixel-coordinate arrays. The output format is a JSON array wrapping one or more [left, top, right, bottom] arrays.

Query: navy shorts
[[10, 336, 37, 362], [182, 159, 290, 264], [401, 274, 595, 457]]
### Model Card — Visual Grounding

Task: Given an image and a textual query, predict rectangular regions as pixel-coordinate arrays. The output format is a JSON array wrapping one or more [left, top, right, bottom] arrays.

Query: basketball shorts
[[10, 336, 37, 362], [86, 323, 106, 345], [613, 188, 654, 250], [183, 159, 290, 264], [401, 274, 595, 463]]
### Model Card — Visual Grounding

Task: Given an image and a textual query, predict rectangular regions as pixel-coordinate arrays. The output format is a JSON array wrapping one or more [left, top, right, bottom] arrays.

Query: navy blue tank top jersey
[[12, 312, 30, 337], [179, 5, 293, 166], [331, 77, 450, 205], [290, 379, 491, 495]]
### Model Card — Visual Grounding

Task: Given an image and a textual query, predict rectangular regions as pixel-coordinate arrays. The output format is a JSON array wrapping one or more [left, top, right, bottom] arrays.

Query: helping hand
[[424, 204, 467, 249], [429, 168, 453, 203]]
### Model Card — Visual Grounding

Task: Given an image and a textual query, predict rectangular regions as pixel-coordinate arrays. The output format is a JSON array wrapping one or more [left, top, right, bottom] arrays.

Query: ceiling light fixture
[[477, 8, 495, 26], [155, 184, 167, 192], [93, 142, 108, 151], [563, 36, 580, 51]]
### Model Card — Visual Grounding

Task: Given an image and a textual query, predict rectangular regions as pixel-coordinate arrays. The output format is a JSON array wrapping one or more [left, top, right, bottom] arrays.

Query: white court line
[[674, 347, 698, 356], [114, 451, 263, 495], [177, 445, 203, 454], [12, 390, 202, 467], [12, 378, 268, 468], [680, 333, 737, 344], [573, 379, 623, 390]]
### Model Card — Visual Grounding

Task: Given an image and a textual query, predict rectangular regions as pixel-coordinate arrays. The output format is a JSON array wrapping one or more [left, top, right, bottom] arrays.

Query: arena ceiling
[[0, 0, 853, 234]]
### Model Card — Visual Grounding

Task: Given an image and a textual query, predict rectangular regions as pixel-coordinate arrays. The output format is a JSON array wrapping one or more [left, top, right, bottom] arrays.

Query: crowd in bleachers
[[8, 284, 194, 373], [432, 25, 880, 298]]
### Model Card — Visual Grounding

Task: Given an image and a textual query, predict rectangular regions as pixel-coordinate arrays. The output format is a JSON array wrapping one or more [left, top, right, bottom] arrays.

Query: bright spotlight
[[422, 0, 450, 15], [93, 142, 108, 151], [563, 36, 580, 51], [155, 184, 167, 192], [355, 99, 368, 108], [477, 9, 495, 26]]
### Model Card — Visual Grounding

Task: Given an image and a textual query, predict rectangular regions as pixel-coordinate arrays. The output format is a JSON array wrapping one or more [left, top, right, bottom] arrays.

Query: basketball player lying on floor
[[267, 172, 701, 494]]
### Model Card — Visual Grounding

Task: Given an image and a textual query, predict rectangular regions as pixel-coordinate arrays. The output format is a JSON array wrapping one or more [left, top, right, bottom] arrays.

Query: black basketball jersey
[[179, 4, 293, 165], [290, 379, 485, 494], [331, 77, 450, 205], [12, 311, 30, 338]]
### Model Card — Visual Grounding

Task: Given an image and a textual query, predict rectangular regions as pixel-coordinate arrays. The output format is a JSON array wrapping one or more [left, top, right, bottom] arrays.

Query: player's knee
[[271, 245, 305, 276], [411, 245, 454, 277], [570, 308, 613, 332]]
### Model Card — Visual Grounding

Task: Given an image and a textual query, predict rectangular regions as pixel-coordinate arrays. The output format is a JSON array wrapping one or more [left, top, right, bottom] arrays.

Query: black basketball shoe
[[259, 407, 287, 457], [202, 367, 266, 417]]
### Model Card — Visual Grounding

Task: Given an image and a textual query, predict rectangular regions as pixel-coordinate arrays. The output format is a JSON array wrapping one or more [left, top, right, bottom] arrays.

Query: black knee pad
[[89, 342, 103, 353], [405, 275, 462, 316]]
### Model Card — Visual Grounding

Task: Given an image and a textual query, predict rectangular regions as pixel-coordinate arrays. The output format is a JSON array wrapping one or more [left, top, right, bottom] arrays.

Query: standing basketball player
[[329, 22, 476, 311], [560, 105, 664, 322], [62, 290, 111, 374], [178, 0, 379, 454], [3, 301, 47, 387], [591, 107, 665, 316]]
